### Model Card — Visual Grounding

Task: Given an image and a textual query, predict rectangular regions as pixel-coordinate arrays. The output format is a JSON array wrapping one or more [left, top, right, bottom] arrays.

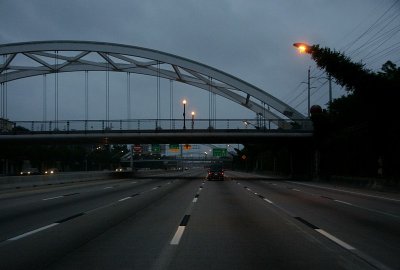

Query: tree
[[307, 45, 400, 179]]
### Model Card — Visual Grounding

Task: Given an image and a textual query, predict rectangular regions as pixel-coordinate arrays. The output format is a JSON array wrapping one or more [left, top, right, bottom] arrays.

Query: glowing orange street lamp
[[182, 99, 187, 130], [293, 42, 312, 54], [191, 111, 195, 129]]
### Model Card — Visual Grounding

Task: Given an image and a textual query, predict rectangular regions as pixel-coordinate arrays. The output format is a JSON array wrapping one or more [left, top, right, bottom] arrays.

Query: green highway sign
[[169, 144, 180, 149], [152, 144, 161, 153], [212, 148, 227, 157]]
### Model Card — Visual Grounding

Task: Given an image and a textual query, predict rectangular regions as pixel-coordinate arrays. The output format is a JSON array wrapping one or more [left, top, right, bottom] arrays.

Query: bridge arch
[[0, 40, 305, 122]]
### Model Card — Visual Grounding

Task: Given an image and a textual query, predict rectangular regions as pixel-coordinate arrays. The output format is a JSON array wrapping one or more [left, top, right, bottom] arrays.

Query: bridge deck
[[0, 129, 313, 144]]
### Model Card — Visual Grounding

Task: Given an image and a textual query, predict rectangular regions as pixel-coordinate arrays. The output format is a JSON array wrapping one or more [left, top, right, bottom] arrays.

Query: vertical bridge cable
[[2, 55, 8, 119], [54, 51, 59, 130], [170, 79, 173, 129], [127, 72, 131, 129], [208, 76, 212, 128], [85, 71, 88, 121], [0, 82, 3, 119], [43, 75, 47, 131], [212, 78, 216, 128], [106, 56, 110, 128], [156, 61, 161, 128]]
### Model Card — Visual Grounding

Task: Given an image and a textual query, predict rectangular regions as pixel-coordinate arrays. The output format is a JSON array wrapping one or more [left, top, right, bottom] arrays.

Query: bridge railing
[[1, 119, 313, 134]]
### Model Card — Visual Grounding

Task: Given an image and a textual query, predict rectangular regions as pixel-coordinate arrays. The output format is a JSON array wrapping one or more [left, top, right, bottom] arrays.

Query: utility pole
[[307, 66, 311, 117], [328, 74, 332, 107]]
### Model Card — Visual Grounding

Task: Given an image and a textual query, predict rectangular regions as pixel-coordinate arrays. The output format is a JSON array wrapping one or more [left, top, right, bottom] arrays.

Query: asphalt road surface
[[0, 169, 399, 269]]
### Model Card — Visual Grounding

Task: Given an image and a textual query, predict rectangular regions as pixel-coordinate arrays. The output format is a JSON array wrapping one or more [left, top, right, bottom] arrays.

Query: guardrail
[[1, 118, 313, 135]]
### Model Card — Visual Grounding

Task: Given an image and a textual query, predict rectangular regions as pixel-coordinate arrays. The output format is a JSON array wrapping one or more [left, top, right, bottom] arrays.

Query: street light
[[293, 42, 332, 110], [293, 42, 312, 54], [191, 111, 195, 129], [293, 42, 313, 117], [182, 99, 187, 130]]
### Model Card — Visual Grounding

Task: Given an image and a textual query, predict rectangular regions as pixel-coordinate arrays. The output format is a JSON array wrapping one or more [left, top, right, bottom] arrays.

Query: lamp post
[[182, 99, 187, 130], [293, 42, 333, 111], [191, 111, 195, 129], [293, 42, 313, 117]]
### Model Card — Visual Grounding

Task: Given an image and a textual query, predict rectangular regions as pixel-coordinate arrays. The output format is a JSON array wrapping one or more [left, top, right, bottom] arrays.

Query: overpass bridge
[[0, 41, 312, 146], [0, 119, 312, 145]]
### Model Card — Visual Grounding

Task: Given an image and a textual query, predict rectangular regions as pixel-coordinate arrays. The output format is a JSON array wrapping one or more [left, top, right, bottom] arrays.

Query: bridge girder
[[0, 40, 305, 121]]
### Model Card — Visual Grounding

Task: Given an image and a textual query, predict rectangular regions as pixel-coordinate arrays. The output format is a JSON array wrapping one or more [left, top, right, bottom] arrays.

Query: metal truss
[[0, 40, 305, 122]]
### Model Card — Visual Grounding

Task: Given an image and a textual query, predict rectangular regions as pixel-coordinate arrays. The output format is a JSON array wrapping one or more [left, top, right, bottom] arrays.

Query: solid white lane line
[[42, 195, 63, 201], [192, 198, 198, 203], [8, 223, 59, 241], [286, 181, 400, 202], [170, 226, 185, 245], [315, 229, 356, 250], [264, 198, 274, 204], [334, 199, 353, 206], [118, 197, 131, 202]]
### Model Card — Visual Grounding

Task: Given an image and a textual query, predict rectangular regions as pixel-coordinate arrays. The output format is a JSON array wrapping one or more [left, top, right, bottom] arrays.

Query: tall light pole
[[182, 99, 187, 130], [293, 43, 313, 117], [191, 111, 195, 129], [307, 66, 311, 117]]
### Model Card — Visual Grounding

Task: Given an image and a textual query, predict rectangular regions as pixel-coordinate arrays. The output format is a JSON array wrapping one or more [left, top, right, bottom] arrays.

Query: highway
[[0, 169, 399, 270]]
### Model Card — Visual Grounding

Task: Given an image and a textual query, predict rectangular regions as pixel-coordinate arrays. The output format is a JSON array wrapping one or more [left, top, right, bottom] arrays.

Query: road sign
[[152, 144, 161, 153], [133, 144, 142, 153], [213, 148, 227, 157], [169, 144, 180, 152]]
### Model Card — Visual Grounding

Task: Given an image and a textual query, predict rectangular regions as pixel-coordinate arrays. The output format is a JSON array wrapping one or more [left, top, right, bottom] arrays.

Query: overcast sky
[[1, 0, 399, 124]]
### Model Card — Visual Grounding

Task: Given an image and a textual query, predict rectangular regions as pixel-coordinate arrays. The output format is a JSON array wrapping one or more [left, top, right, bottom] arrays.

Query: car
[[207, 166, 224, 181], [44, 168, 59, 175], [20, 168, 40, 176]]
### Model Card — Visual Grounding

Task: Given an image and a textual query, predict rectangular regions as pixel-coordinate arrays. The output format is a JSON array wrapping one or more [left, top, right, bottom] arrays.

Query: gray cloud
[[1, 0, 399, 122]]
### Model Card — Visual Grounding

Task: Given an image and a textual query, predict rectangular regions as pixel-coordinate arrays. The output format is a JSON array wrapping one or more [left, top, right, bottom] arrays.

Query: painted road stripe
[[335, 199, 353, 206], [315, 229, 356, 250], [118, 197, 131, 202], [171, 215, 191, 245], [192, 198, 198, 203], [264, 198, 274, 204], [43, 195, 63, 201], [8, 223, 59, 241], [294, 217, 356, 250], [170, 226, 186, 245], [103, 186, 113, 189]]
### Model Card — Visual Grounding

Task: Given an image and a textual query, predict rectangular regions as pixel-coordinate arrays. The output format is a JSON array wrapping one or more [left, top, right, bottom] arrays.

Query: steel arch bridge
[[0, 40, 305, 123]]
